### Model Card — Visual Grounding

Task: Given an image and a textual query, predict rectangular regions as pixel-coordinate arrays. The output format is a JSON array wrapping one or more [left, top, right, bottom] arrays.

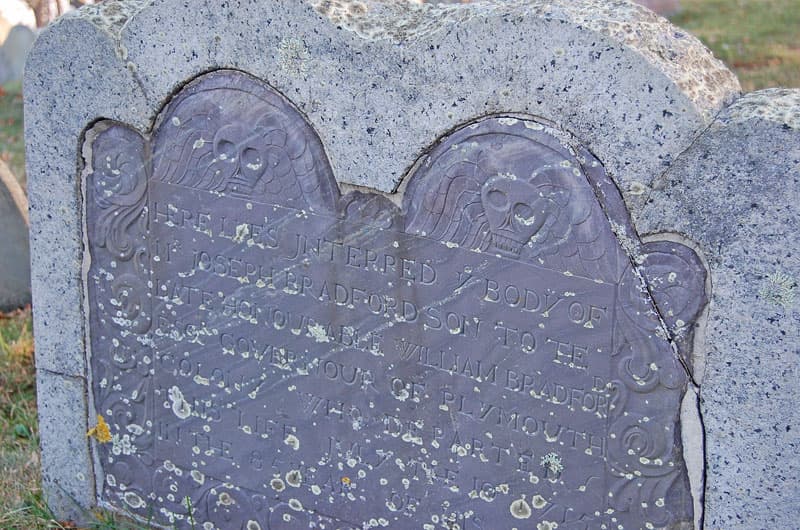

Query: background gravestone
[[0, 159, 30, 311], [23, 1, 798, 529], [0, 24, 35, 85]]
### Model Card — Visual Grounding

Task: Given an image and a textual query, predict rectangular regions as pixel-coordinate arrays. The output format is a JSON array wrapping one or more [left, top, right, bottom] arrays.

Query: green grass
[[670, 0, 800, 91], [0, 307, 47, 529], [0, 81, 25, 187], [0, 1, 798, 528]]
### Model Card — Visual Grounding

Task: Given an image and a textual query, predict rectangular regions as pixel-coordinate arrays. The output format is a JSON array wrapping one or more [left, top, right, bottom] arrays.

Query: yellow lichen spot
[[341, 476, 351, 485], [87, 414, 112, 443]]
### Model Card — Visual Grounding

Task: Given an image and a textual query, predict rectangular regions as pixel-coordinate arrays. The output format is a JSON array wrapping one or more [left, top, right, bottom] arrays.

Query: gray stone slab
[[25, 14, 149, 377], [36, 369, 95, 524], [638, 88, 800, 529], [22, 1, 797, 529], [0, 159, 30, 311], [24, 0, 736, 378]]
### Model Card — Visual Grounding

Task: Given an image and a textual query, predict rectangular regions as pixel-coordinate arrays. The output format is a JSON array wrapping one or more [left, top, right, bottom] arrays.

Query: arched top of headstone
[[31, 0, 740, 201], [152, 70, 339, 213]]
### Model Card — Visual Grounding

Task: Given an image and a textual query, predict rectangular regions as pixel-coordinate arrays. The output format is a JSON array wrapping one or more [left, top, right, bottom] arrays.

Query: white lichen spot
[[306, 323, 331, 343], [541, 452, 563, 474], [270, 478, 286, 492], [217, 492, 234, 507], [193, 374, 210, 386], [168, 386, 192, 419], [288, 498, 303, 511], [246, 521, 261, 530], [498, 117, 519, 126], [111, 433, 136, 456], [629, 181, 647, 195], [537, 522, 558, 530], [278, 37, 311, 77], [232, 223, 250, 244], [123, 491, 145, 509], [191, 469, 205, 485], [510, 498, 532, 519], [531, 494, 547, 509], [171, 116, 181, 127], [286, 470, 302, 487], [284, 434, 300, 450]]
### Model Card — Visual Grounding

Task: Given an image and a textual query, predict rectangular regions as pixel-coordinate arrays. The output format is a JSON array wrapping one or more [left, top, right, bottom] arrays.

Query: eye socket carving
[[215, 139, 237, 161], [486, 189, 508, 210], [513, 203, 535, 224], [480, 174, 556, 255]]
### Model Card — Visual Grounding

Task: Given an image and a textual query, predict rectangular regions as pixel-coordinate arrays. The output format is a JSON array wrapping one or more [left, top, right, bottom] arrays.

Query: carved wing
[[152, 70, 339, 214], [404, 117, 621, 281], [405, 151, 492, 250]]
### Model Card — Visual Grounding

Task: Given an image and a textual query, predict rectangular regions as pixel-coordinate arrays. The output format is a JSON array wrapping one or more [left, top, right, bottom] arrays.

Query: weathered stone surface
[[83, 70, 705, 528], [24, 0, 736, 376], [36, 369, 94, 524], [22, 1, 798, 529], [639, 89, 800, 529], [427, 1, 682, 17], [0, 159, 30, 311]]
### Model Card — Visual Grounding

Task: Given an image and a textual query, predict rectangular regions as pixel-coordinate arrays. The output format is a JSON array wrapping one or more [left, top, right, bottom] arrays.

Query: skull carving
[[480, 174, 556, 255], [212, 121, 292, 195]]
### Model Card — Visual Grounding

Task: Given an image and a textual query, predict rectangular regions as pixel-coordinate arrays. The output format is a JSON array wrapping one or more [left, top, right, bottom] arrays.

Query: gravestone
[[24, 1, 798, 529], [0, 159, 30, 311], [0, 24, 35, 84], [83, 70, 706, 528]]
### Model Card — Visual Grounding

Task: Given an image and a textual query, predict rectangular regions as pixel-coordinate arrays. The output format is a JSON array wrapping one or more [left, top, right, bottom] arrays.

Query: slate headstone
[[81, 70, 707, 528], [23, 1, 798, 529], [0, 159, 30, 311]]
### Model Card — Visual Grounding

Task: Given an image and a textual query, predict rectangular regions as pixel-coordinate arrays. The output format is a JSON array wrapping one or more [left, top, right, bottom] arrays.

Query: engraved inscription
[[84, 71, 706, 529]]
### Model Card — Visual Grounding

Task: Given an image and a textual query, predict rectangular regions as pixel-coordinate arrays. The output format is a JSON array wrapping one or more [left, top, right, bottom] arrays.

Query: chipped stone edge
[[54, 0, 151, 43], [308, 0, 741, 119], [714, 88, 800, 130], [640, 231, 712, 530]]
